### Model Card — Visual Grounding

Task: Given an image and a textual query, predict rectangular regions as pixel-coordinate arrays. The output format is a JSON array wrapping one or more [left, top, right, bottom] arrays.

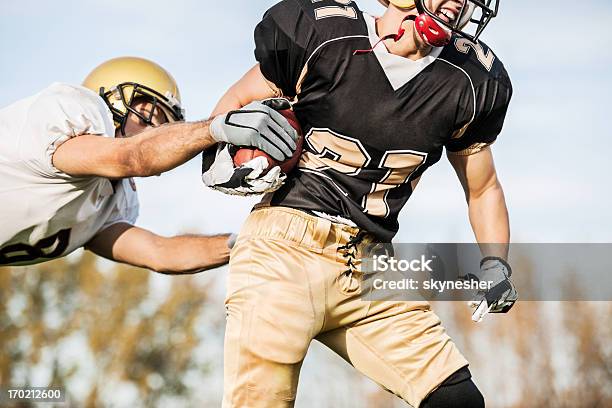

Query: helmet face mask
[[100, 82, 184, 135], [415, 0, 499, 43]]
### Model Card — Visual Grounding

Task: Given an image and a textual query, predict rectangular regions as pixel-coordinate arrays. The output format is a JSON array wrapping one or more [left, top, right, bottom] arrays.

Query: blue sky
[[1, 0, 611, 243]]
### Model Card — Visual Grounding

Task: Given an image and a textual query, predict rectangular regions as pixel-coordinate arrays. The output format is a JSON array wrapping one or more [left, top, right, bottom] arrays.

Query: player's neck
[[377, 10, 432, 61]]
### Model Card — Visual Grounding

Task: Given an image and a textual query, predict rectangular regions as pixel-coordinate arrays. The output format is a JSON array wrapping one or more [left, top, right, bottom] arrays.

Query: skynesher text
[[372, 278, 493, 293]]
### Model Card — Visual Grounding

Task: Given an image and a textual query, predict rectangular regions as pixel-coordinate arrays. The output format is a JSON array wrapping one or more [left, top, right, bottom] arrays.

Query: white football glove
[[465, 257, 518, 323], [202, 143, 286, 196], [209, 100, 298, 162]]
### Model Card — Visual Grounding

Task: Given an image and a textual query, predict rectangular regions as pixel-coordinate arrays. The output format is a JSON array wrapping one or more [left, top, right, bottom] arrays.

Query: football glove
[[465, 256, 518, 323], [209, 100, 298, 162], [202, 143, 286, 196]]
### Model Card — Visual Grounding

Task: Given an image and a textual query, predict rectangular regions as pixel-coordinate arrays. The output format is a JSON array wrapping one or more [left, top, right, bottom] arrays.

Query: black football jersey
[[254, 0, 512, 241]]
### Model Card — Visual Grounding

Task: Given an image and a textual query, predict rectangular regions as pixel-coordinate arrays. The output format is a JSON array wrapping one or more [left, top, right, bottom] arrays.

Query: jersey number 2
[[312, 0, 357, 20], [454, 38, 495, 71]]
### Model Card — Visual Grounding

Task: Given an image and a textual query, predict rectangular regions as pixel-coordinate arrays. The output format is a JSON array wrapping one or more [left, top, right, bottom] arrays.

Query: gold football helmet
[[82, 56, 184, 134]]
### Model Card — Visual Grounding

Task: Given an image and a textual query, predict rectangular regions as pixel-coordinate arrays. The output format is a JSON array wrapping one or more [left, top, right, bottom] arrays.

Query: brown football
[[232, 109, 304, 174]]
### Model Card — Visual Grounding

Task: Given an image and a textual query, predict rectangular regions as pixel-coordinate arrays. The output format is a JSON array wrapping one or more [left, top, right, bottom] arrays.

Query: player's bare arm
[[52, 119, 216, 178], [448, 147, 510, 257], [448, 147, 517, 321], [85, 224, 230, 274], [211, 64, 280, 116]]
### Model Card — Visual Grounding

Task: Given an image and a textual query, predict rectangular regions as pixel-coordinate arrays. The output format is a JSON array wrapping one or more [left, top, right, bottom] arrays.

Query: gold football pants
[[224, 207, 468, 408]]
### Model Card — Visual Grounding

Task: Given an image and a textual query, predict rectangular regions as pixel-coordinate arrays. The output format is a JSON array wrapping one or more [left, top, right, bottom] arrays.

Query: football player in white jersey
[[0, 57, 299, 272]]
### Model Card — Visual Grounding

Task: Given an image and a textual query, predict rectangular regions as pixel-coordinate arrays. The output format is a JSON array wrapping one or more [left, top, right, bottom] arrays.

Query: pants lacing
[[338, 231, 369, 288]]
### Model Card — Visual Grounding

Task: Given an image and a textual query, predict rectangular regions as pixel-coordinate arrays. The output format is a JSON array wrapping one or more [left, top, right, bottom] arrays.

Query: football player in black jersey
[[205, 1, 516, 406]]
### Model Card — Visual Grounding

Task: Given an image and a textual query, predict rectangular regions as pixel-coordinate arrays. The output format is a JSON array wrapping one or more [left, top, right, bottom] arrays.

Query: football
[[232, 108, 304, 174]]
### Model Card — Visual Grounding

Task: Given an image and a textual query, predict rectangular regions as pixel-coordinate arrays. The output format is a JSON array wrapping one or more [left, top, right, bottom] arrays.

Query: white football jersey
[[0, 83, 139, 266]]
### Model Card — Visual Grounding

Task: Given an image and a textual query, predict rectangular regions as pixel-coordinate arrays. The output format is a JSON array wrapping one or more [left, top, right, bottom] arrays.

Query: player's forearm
[[149, 234, 231, 274], [467, 182, 510, 259], [128, 120, 216, 177], [211, 88, 246, 117], [211, 64, 279, 117]]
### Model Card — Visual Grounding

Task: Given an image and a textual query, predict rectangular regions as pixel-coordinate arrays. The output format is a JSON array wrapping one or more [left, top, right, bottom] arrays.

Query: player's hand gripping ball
[[231, 98, 303, 174], [202, 98, 304, 196]]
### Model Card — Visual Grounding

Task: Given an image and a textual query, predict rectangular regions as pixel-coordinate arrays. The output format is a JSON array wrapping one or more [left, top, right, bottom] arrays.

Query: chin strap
[[353, 15, 416, 55]]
